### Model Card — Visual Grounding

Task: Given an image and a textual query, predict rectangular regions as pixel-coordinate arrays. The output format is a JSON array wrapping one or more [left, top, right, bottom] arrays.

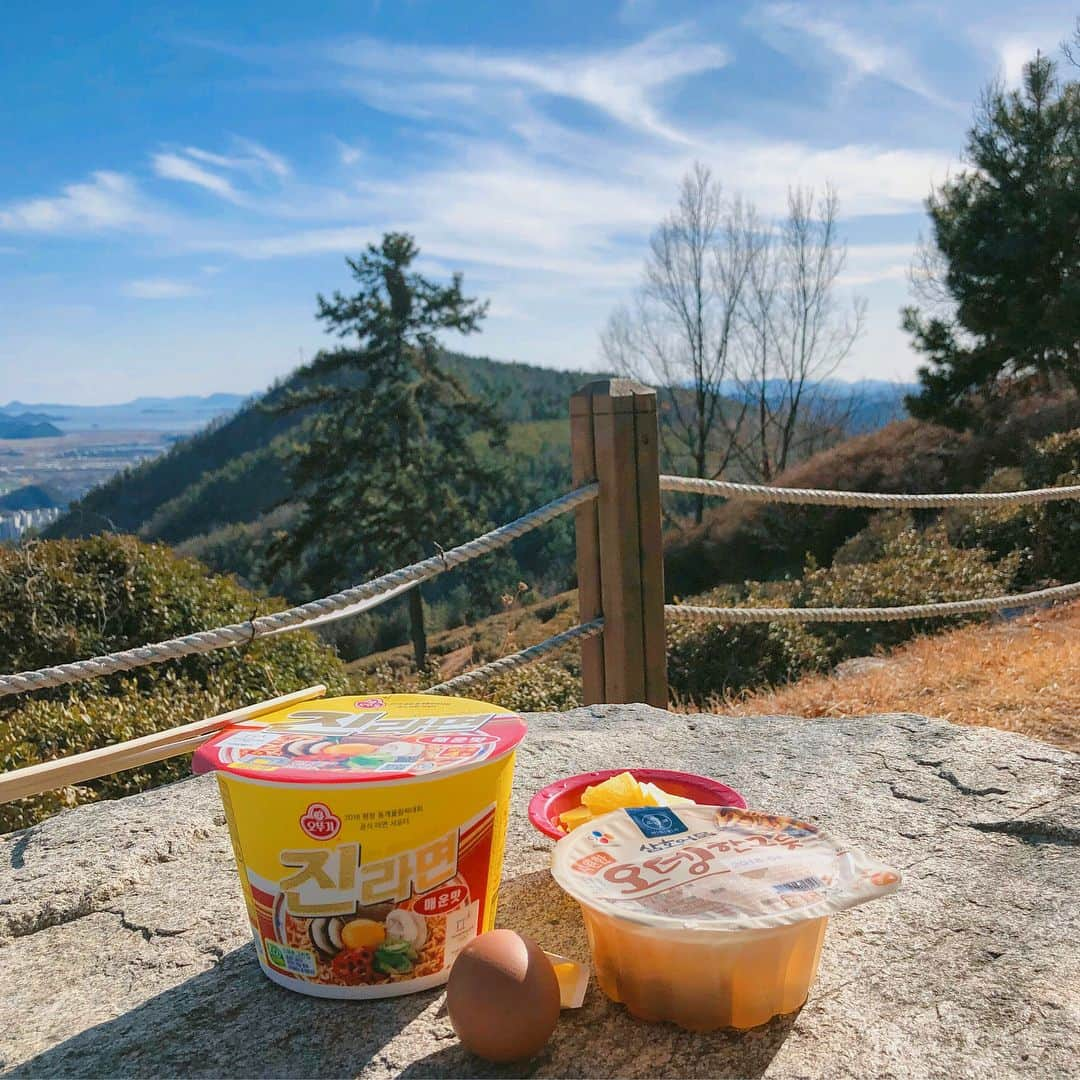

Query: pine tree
[[271, 234, 507, 667], [904, 51, 1080, 427]]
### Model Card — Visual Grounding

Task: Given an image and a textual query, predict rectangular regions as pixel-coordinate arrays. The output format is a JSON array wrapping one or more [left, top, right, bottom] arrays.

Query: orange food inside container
[[556, 772, 695, 832], [581, 911, 828, 1031]]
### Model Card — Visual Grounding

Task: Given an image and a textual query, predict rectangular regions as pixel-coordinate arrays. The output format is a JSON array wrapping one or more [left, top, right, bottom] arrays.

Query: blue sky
[[0, 0, 1074, 404]]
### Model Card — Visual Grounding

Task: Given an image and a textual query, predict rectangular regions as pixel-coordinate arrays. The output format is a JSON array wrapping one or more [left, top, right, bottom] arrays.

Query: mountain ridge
[[0, 394, 249, 435], [46, 351, 597, 553], [0, 416, 63, 439], [1, 393, 248, 412]]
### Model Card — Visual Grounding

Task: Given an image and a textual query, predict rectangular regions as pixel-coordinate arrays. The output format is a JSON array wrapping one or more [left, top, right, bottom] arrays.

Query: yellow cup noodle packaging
[[193, 693, 526, 998]]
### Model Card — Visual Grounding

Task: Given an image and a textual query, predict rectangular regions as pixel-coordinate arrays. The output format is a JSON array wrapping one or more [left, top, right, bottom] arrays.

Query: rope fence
[[660, 474, 1080, 509], [661, 472, 1080, 626], [0, 484, 598, 699], [424, 619, 604, 695], [5, 452, 1080, 702], [666, 578, 1080, 624]]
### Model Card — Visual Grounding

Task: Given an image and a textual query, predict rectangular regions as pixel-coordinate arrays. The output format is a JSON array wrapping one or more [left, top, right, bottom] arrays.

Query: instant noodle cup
[[551, 805, 900, 1031], [192, 693, 525, 999]]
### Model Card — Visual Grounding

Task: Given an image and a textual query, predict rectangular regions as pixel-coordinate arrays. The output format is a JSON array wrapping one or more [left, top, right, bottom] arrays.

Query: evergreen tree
[[904, 51, 1080, 427], [271, 234, 507, 667]]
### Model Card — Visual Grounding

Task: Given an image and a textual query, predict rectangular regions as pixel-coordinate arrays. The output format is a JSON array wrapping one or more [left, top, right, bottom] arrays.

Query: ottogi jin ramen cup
[[193, 693, 526, 998], [551, 805, 900, 1031]]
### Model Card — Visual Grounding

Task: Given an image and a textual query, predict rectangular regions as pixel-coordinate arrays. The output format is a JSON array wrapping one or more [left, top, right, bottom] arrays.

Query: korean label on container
[[552, 806, 900, 931]]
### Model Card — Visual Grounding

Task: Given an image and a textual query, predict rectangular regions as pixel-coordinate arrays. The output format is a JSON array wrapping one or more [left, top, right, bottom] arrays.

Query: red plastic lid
[[192, 693, 526, 785], [528, 768, 747, 840]]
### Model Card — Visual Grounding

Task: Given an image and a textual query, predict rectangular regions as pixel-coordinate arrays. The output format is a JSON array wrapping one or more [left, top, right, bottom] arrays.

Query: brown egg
[[446, 930, 561, 1063]]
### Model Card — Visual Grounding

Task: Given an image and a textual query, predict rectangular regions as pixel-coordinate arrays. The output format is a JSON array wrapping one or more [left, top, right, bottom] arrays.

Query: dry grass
[[703, 601, 1080, 753]]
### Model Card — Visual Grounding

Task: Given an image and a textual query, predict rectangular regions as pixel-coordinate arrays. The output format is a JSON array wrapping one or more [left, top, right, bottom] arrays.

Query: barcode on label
[[774, 876, 824, 893]]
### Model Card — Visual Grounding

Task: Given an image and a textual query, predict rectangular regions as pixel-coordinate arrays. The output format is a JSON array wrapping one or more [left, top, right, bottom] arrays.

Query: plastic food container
[[528, 769, 747, 840], [551, 805, 900, 1031], [193, 693, 525, 998]]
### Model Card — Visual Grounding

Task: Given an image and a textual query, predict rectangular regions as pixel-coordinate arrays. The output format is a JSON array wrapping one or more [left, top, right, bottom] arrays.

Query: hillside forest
[[3, 46, 1080, 828]]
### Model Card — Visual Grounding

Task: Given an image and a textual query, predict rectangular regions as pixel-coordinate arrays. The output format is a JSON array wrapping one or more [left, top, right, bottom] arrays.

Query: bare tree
[[602, 163, 753, 524], [733, 186, 867, 481], [605, 171, 866, 522]]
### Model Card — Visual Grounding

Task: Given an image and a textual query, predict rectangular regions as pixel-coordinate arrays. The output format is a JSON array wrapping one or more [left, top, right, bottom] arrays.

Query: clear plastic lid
[[551, 805, 900, 931]]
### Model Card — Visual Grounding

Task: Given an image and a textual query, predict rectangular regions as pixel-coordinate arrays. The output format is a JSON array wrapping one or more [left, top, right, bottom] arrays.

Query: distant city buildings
[[0, 507, 63, 541]]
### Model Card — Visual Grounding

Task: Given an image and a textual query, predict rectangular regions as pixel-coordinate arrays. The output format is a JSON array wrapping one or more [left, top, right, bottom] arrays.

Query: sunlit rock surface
[[2, 707, 1077, 1078]]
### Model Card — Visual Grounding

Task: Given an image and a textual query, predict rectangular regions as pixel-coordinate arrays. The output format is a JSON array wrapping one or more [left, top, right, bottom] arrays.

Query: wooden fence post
[[570, 380, 667, 707]]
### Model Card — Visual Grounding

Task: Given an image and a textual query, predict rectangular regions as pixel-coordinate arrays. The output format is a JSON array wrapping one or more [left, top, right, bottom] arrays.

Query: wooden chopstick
[[0, 683, 327, 805], [79, 730, 215, 778]]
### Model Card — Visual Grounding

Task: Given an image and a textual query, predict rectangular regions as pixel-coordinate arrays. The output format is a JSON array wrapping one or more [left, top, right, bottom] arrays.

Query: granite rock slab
[[1, 707, 1077, 1079]]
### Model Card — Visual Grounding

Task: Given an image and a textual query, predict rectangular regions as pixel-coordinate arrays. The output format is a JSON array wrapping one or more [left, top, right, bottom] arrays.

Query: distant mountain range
[[714, 378, 916, 432], [0, 394, 248, 434], [4, 380, 913, 438], [0, 414, 63, 439]]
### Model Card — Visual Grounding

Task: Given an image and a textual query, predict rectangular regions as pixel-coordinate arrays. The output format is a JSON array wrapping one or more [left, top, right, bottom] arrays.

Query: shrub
[[481, 661, 582, 713], [791, 524, 1018, 663], [947, 499, 1035, 581], [349, 656, 443, 696], [667, 620, 824, 705], [830, 512, 918, 566], [0, 536, 347, 832], [1026, 427, 1080, 484], [668, 525, 1016, 706], [663, 418, 977, 595], [948, 428, 1080, 587], [176, 504, 304, 596], [667, 580, 829, 704], [348, 644, 582, 714], [1021, 429, 1080, 583]]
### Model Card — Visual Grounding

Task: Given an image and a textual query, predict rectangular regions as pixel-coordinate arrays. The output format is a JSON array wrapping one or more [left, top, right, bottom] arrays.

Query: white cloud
[[193, 139, 663, 274], [837, 242, 917, 286], [122, 278, 202, 299], [334, 138, 363, 166], [183, 147, 244, 170], [997, 37, 1040, 88], [181, 139, 291, 178], [754, 2, 962, 111], [151, 139, 290, 202], [330, 26, 730, 143], [153, 152, 240, 200], [720, 142, 946, 217], [0, 171, 160, 233], [188, 135, 943, 286], [963, 8, 1072, 90], [233, 137, 291, 178]]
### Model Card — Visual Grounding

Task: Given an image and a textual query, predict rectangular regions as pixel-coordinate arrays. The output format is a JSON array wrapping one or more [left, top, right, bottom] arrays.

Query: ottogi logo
[[624, 805, 688, 839], [354, 697, 385, 709], [299, 802, 341, 841]]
